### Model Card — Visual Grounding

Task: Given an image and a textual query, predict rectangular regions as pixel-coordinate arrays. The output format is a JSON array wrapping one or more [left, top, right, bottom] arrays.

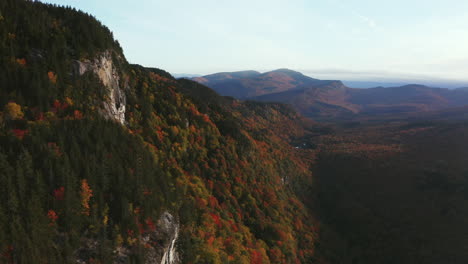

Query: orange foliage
[[47, 210, 58, 226], [16, 58, 26, 66], [80, 179, 93, 215], [207, 236, 215, 246], [48, 71, 57, 84]]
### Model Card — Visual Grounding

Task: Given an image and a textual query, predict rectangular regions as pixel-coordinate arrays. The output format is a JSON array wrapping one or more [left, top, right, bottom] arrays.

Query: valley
[[1, 0, 468, 263]]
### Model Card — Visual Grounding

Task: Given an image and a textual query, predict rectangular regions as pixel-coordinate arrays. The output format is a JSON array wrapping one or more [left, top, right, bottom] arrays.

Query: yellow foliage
[[65, 97, 73, 106], [4, 102, 24, 120], [16, 58, 26, 66], [127, 237, 137, 246], [115, 234, 124, 246]]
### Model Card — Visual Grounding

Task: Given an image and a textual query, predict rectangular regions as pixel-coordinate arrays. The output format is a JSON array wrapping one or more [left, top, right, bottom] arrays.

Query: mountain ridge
[[194, 70, 468, 120]]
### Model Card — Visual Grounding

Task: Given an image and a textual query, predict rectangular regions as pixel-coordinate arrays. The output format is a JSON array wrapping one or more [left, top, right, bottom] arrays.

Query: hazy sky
[[40, 0, 468, 83]]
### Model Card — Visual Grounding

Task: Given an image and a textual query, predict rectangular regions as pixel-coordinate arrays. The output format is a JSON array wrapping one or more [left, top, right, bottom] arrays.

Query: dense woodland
[[2, 0, 468, 264], [0, 1, 320, 263]]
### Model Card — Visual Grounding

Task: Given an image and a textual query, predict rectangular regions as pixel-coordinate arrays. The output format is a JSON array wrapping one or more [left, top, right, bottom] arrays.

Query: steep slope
[[0, 1, 322, 263]]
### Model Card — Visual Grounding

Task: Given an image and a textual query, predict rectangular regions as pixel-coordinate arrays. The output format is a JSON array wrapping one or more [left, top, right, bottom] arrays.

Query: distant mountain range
[[172, 73, 202, 78], [192, 69, 468, 120], [192, 69, 327, 98]]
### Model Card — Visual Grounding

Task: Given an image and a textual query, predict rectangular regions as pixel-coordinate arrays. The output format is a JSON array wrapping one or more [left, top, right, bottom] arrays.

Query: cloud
[[353, 12, 377, 29], [329, 0, 379, 30], [301, 68, 466, 81]]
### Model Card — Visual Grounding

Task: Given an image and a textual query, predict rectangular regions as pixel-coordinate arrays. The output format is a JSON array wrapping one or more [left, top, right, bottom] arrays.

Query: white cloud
[[354, 12, 377, 29]]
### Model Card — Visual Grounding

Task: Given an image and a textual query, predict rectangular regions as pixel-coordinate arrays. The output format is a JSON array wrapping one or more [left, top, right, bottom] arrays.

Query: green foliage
[[0, 1, 321, 263], [0, 0, 124, 110]]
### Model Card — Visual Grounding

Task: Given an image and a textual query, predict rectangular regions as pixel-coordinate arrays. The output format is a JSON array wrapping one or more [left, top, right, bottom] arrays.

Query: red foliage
[[207, 179, 214, 190], [47, 210, 58, 226], [155, 127, 164, 141], [137, 220, 145, 234], [52, 99, 69, 113], [230, 221, 239, 232], [74, 110, 83, 119], [53, 100, 61, 110], [11, 129, 28, 140], [36, 112, 45, 121], [53, 186, 65, 201], [223, 237, 233, 248], [1, 245, 14, 262], [210, 213, 222, 228], [145, 218, 156, 232], [208, 196, 218, 209], [250, 250, 263, 264]]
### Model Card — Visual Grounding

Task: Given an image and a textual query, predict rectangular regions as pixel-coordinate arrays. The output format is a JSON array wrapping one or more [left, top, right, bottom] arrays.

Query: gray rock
[[74, 51, 126, 124]]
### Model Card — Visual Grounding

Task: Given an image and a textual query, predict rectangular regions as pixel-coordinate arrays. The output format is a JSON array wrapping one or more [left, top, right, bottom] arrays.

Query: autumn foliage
[[80, 179, 93, 215]]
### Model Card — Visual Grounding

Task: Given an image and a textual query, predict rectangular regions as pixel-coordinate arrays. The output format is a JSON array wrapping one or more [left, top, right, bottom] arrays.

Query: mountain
[[4, 1, 468, 264], [171, 73, 202, 78], [343, 80, 409, 88], [0, 1, 321, 263], [195, 71, 468, 120], [192, 69, 329, 98]]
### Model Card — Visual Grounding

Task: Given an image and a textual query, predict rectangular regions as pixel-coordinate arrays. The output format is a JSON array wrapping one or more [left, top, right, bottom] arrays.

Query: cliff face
[[157, 212, 179, 264], [111, 212, 180, 264], [75, 51, 127, 124]]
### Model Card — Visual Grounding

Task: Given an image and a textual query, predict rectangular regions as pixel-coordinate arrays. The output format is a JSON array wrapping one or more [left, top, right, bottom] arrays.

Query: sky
[[40, 0, 468, 84]]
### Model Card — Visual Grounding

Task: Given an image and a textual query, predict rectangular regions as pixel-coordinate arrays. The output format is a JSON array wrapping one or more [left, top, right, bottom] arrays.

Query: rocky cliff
[[75, 51, 127, 124]]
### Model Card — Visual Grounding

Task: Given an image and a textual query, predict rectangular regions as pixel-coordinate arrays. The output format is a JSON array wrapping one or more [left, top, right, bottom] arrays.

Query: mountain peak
[[193, 69, 324, 98], [269, 68, 301, 74]]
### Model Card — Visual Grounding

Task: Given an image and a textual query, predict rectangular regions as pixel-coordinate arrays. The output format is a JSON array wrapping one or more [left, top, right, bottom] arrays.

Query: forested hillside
[[0, 1, 323, 263]]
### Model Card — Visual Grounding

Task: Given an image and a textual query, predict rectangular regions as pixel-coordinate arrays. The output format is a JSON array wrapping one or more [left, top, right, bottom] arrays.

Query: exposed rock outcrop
[[144, 212, 180, 264], [74, 51, 126, 124], [74, 211, 180, 263]]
